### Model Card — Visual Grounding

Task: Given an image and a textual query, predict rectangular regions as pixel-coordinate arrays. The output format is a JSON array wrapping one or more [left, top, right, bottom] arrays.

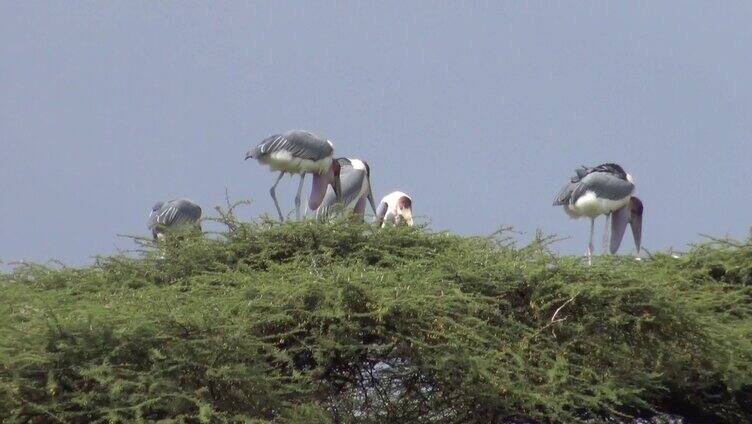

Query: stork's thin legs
[[270, 172, 286, 221], [602, 213, 610, 254], [294, 173, 306, 221], [587, 217, 595, 265]]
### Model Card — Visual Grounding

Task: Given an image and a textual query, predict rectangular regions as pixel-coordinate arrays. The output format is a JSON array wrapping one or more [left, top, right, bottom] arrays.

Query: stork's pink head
[[395, 196, 414, 226]]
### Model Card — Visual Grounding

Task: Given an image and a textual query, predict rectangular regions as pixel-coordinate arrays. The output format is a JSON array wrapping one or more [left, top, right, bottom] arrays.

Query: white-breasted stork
[[148, 198, 202, 240], [315, 158, 377, 221], [553, 163, 643, 264], [245, 130, 343, 221], [375, 191, 414, 227]]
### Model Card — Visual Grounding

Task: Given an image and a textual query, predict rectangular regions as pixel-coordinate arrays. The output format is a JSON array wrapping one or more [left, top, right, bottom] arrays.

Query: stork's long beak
[[610, 204, 630, 254], [367, 191, 377, 217], [365, 173, 378, 216], [630, 197, 643, 254], [334, 176, 343, 204], [610, 197, 643, 255]]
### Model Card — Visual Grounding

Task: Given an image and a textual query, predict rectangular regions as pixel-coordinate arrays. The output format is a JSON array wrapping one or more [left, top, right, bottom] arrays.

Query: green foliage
[[1, 215, 751, 423]]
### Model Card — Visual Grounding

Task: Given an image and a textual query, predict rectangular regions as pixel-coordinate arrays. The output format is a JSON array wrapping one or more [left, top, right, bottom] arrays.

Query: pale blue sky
[[2, 2, 752, 266]]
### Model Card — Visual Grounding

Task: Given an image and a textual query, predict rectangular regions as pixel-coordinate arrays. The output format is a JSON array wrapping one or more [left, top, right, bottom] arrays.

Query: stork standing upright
[[375, 191, 414, 227], [245, 130, 343, 221], [315, 158, 377, 221], [147, 198, 202, 240], [553, 163, 643, 264]]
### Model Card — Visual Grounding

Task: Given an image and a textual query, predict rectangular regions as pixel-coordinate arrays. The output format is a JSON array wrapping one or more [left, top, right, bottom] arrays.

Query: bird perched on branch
[[245, 130, 343, 221], [375, 191, 414, 227], [554, 163, 643, 264], [147, 198, 202, 240]]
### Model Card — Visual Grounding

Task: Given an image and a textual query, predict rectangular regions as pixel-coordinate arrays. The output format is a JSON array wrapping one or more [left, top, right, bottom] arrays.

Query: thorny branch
[[537, 293, 579, 338]]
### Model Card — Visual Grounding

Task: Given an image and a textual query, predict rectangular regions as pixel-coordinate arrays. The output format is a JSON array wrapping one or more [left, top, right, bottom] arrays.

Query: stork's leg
[[270, 171, 286, 221], [587, 217, 595, 265], [294, 173, 306, 221], [602, 213, 611, 254]]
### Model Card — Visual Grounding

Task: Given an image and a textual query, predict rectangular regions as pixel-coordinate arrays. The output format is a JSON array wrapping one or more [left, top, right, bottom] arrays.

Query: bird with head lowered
[[315, 157, 377, 222], [554, 163, 643, 264], [147, 198, 202, 241], [245, 130, 343, 221]]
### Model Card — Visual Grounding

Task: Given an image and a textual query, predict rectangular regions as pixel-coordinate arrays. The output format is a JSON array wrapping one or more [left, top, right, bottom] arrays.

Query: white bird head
[[395, 195, 414, 227]]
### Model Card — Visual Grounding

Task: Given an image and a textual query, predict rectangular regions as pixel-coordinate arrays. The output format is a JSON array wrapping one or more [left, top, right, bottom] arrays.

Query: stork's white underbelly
[[565, 191, 630, 218], [258, 151, 332, 174]]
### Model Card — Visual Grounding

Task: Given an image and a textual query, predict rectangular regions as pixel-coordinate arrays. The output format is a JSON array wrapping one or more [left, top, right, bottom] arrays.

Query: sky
[[2, 2, 752, 267]]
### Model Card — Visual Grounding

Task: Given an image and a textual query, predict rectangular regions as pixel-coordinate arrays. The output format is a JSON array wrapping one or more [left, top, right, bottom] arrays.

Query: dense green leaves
[[1, 219, 751, 423]]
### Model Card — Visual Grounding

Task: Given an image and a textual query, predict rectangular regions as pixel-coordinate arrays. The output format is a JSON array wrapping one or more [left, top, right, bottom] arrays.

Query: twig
[[699, 233, 743, 247], [551, 293, 577, 323], [536, 293, 579, 338]]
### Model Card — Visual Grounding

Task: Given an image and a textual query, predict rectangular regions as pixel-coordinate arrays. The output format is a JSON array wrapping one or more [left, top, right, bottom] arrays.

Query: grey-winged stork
[[148, 198, 202, 240], [315, 158, 377, 222], [245, 130, 343, 221], [553, 163, 643, 264], [375, 191, 414, 227]]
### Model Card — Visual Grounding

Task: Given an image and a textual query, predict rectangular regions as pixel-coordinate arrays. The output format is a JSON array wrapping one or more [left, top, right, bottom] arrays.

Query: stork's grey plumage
[[336, 166, 368, 208], [148, 198, 202, 240], [246, 130, 334, 162], [553, 163, 643, 264], [316, 166, 366, 220], [374, 201, 388, 227], [316, 158, 377, 221], [245, 130, 342, 221], [553, 164, 634, 207]]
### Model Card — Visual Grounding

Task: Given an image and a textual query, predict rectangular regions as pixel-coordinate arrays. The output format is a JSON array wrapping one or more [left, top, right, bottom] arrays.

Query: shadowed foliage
[[1, 209, 751, 423]]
